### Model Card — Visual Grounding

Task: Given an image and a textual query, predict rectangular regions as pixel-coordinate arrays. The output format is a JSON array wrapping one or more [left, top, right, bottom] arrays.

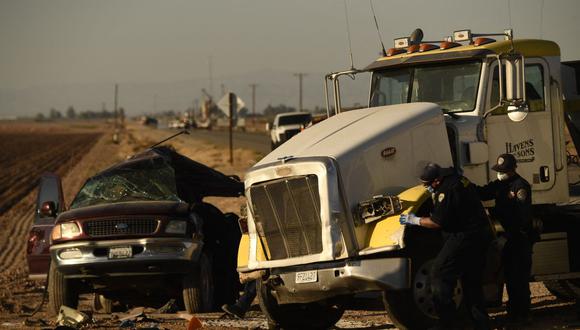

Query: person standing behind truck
[[399, 163, 492, 330], [477, 153, 534, 325]]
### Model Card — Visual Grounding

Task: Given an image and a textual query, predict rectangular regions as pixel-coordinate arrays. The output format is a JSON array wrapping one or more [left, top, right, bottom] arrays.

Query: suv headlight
[[52, 222, 81, 240], [165, 220, 187, 234]]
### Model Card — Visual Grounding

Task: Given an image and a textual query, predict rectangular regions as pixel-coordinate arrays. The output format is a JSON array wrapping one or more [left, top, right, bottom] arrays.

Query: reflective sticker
[[498, 157, 505, 165], [438, 193, 445, 203], [517, 188, 527, 201]]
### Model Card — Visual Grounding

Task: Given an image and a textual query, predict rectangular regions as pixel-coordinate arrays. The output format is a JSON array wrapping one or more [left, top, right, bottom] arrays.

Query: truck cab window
[[490, 63, 545, 113], [370, 61, 482, 113]]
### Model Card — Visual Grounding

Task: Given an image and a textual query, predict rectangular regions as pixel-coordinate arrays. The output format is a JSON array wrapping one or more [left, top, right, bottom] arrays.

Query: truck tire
[[544, 279, 580, 300], [47, 261, 79, 315], [382, 256, 463, 330], [182, 252, 214, 313], [93, 294, 113, 313], [257, 280, 345, 329]]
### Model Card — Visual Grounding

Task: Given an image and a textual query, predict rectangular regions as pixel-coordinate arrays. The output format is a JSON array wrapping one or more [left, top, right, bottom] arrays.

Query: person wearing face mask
[[477, 153, 534, 325], [400, 163, 492, 330]]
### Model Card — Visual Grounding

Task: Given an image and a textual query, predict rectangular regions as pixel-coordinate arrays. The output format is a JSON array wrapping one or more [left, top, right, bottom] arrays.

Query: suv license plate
[[295, 270, 317, 283], [108, 246, 132, 259]]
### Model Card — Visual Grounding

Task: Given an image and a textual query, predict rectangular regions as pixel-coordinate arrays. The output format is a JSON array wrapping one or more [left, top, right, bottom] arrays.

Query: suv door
[[26, 173, 64, 279]]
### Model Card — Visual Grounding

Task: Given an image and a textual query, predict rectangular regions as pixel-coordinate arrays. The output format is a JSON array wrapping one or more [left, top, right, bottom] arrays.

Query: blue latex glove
[[399, 213, 421, 226]]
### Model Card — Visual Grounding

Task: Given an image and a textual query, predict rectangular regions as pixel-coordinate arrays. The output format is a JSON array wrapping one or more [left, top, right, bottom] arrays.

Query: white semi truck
[[237, 29, 580, 329]]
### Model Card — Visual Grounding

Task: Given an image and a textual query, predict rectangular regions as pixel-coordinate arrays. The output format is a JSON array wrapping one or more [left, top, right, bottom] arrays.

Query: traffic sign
[[217, 93, 245, 116]]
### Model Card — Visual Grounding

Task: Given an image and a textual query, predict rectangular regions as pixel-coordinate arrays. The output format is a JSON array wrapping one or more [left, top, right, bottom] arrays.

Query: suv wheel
[[47, 261, 79, 315], [182, 252, 214, 312]]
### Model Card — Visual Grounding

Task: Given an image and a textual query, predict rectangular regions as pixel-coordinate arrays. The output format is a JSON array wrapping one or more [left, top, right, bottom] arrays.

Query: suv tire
[[182, 252, 214, 313], [47, 261, 79, 315]]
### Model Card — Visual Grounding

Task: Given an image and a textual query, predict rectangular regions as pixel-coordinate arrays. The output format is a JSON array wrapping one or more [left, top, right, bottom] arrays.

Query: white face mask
[[497, 172, 510, 181]]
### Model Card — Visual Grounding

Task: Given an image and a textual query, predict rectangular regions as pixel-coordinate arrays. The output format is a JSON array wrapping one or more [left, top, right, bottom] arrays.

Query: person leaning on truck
[[399, 163, 493, 330], [477, 153, 534, 325]]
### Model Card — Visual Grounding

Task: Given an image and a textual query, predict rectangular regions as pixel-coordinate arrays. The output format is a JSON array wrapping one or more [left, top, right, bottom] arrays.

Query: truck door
[[485, 59, 555, 191], [26, 173, 64, 279]]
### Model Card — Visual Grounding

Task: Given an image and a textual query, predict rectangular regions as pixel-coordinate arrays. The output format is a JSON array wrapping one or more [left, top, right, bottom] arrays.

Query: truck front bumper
[[267, 257, 410, 304], [50, 237, 202, 278]]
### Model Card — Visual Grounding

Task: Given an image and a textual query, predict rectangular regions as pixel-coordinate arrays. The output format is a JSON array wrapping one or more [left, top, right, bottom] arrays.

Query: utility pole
[[209, 56, 214, 98], [249, 83, 258, 125], [114, 84, 118, 129], [293, 73, 307, 112]]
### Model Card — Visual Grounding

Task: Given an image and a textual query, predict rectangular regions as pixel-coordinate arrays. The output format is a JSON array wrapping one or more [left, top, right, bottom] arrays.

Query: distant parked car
[[269, 112, 312, 149], [28, 146, 243, 314], [140, 116, 158, 128]]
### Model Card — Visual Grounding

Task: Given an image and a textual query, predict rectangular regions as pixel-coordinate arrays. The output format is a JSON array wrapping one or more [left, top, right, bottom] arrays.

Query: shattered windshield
[[369, 60, 482, 113], [70, 159, 181, 209]]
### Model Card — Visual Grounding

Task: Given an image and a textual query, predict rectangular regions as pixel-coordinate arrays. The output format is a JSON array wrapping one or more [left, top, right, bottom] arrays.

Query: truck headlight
[[52, 222, 81, 240], [165, 220, 187, 234]]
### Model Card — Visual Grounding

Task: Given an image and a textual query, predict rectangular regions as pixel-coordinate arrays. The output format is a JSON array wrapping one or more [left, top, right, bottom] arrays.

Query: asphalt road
[[176, 129, 271, 156]]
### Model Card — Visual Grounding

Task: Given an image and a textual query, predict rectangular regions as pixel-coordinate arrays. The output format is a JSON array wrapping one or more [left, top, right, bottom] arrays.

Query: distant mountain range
[[0, 69, 369, 118]]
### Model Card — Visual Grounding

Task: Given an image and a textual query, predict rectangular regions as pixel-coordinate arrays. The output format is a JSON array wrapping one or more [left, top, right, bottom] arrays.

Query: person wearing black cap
[[477, 153, 534, 325], [400, 163, 492, 330]]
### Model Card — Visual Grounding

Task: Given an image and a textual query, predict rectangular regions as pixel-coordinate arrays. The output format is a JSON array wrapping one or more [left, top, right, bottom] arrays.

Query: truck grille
[[84, 218, 159, 237], [249, 175, 322, 260]]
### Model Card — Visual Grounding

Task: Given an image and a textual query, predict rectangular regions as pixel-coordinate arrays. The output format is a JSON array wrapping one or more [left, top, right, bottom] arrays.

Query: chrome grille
[[84, 218, 159, 237], [249, 175, 322, 260]]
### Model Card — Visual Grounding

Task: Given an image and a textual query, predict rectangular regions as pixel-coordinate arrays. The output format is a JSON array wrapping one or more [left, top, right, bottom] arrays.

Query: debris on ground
[[156, 299, 179, 314], [55, 306, 90, 328]]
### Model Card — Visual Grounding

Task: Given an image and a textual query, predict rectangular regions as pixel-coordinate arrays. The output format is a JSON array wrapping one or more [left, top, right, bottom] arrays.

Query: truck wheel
[[544, 279, 580, 300], [47, 261, 79, 315], [382, 258, 463, 330], [182, 252, 214, 313], [257, 280, 345, 329]]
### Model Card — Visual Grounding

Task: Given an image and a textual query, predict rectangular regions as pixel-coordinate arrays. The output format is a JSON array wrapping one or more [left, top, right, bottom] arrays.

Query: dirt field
[[0, 120, 579, 329]]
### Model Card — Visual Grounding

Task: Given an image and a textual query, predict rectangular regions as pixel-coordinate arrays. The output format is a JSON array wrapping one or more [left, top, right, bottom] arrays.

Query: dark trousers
[[503, 232, 532, 318], [431, 231, 491, 330], [235, 280, 257, 311]]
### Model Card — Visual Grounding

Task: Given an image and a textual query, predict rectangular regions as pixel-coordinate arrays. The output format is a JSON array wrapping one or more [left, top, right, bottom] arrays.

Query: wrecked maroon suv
[[37, 146, 243, 314]]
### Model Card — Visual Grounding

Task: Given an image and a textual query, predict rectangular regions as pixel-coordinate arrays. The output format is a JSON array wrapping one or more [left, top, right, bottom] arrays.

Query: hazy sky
[[0, 0, 579, 116]]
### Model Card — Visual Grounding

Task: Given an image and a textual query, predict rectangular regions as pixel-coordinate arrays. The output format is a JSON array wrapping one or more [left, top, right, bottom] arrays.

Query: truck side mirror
[[507, 100, 530, 122], [39, 201, 57, 218], [501, 52, 529, 122]]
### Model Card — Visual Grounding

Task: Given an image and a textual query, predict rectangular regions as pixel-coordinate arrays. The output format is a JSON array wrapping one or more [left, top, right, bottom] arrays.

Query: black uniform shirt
[[431, 173, 490, 233], [477, 174, 532, 234]]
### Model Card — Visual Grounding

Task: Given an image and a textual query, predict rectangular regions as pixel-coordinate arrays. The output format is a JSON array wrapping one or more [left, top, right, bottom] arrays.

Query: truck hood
[[258, 103, 447, 166], [57, 201, 189, 223]]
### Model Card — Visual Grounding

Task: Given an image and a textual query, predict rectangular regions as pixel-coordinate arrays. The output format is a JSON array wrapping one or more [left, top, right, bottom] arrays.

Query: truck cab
[[238, 28, 580, 329]]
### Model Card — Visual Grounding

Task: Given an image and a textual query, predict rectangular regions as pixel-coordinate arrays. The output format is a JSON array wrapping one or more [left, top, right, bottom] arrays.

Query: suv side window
[[489, 62, 546, 114]]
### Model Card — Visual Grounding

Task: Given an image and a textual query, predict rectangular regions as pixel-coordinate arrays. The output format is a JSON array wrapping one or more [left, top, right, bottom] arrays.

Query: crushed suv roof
[[70, 146, 243, 208]]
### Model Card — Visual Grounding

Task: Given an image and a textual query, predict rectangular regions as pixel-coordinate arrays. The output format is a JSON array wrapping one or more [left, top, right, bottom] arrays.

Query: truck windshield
[[278, 114, 312, 125], [70, 161, 181, 209], [369, 60, 482, 113]]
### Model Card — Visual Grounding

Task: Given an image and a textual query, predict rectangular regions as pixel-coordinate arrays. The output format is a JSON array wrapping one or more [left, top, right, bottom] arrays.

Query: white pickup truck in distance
[[269, 112, 312, 149]]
